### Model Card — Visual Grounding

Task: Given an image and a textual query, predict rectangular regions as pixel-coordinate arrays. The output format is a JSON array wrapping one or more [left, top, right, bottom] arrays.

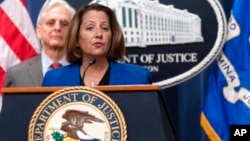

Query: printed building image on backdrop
[[90, 0, 227, 88], [91, 0, 204, 47]]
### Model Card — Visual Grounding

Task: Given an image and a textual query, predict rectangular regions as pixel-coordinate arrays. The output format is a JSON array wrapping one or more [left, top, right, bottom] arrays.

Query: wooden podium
[[0, 85, 175, 141]]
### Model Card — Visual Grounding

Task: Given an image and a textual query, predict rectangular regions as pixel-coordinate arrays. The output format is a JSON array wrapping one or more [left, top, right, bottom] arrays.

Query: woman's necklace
[[90, 82, 95, 86]]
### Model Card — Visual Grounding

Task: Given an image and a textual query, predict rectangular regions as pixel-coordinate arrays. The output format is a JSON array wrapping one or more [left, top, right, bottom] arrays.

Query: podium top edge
[[1, 84, 160, 94]]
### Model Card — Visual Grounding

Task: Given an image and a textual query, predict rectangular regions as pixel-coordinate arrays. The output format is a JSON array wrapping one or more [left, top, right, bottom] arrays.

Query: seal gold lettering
[[29, 87, 127, 141], [82, 93, 98, 104]]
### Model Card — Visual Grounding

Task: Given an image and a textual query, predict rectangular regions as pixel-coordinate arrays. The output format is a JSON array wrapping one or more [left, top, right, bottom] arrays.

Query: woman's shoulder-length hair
[[66, 3, 125, 63]]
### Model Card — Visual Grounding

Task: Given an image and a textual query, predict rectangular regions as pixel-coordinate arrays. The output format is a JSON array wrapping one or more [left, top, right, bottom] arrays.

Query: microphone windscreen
[[89, 58, 96, 65]]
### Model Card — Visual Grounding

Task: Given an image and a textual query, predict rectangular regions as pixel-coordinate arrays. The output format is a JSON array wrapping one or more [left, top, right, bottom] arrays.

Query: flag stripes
[[0, 0, 40, 111], [0, 8, 37, 61], [0, 0, 40, 81]]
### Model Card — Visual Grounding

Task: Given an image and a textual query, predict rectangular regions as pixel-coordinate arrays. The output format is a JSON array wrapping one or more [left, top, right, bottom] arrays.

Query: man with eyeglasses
[[4, 0, 76, 87]]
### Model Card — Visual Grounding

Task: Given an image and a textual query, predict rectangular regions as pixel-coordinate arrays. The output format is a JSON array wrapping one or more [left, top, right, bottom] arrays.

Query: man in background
[[4, 0, 76, 87]]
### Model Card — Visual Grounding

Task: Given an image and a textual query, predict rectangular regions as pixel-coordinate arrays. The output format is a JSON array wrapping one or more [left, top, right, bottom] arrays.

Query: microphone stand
[[81, 58, 96, 85]]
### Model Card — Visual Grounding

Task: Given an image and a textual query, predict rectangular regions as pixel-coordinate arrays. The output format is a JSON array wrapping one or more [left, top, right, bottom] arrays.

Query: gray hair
[[36, 0, 76, 25]]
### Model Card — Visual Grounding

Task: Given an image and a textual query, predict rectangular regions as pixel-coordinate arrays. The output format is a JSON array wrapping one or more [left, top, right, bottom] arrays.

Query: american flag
[[0, 0, 40, 111]]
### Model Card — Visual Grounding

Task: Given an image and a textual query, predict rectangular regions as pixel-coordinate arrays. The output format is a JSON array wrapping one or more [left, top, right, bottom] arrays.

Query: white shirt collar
[[41, 49, 69, 76]]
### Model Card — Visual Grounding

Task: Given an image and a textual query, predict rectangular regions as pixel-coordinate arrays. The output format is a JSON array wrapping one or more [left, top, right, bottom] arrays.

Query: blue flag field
[[201, 0, 250, 140]]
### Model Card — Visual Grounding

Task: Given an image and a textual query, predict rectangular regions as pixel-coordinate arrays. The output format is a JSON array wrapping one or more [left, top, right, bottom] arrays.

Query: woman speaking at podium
[[42, 3, 152, 87]]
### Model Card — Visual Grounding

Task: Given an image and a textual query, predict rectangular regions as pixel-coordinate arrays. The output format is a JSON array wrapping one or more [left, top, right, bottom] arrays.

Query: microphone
[[81, 58, 96, 85]]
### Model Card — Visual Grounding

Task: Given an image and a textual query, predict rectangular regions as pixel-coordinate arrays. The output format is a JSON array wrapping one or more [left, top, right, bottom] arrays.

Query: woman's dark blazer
[[42, 61, 152, 86]]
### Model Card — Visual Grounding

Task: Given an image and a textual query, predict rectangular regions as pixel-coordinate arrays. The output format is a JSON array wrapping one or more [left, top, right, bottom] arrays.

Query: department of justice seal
[[28, 87, 127, 141]]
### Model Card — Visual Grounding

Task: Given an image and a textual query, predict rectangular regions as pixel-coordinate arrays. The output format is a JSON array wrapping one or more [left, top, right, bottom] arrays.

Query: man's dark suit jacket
[[5, 55, 43, 87]]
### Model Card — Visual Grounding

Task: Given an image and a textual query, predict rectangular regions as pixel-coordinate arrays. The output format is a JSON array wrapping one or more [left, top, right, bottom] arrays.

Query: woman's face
[[79, 10, 112, 58]]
